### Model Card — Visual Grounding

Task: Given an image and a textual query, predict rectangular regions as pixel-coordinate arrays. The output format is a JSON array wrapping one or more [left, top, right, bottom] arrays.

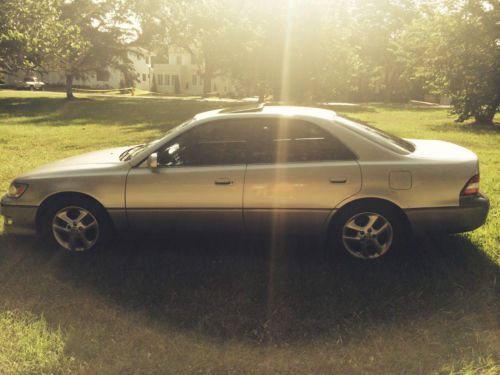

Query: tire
[[328, 202, 407, 261], [39, 197, 111, 252]]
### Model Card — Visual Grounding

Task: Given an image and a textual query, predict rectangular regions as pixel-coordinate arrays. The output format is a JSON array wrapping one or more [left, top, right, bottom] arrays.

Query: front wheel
[[40, 198, 111, 252], [329, 203, 406, 260]]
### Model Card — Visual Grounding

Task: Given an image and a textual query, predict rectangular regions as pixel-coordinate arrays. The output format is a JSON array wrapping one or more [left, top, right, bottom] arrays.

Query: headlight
[[7, 182, 28, 198]]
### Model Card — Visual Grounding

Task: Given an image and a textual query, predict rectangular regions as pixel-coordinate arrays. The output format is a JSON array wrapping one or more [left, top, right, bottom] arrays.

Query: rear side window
[[247, 118, 356, 164]]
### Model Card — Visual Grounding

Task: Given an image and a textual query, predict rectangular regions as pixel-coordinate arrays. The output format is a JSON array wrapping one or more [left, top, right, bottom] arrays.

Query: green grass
[[0, 311, 73, 374], [0, 89, 499, 374]]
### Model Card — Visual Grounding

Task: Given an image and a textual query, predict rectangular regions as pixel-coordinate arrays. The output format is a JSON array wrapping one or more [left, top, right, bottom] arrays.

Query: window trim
[[152, 117, 358, 168]]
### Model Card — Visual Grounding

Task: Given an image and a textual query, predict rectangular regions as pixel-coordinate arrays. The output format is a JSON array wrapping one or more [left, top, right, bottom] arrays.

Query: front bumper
[[406, 193, 490, 234], [0, 196, 38, 235]]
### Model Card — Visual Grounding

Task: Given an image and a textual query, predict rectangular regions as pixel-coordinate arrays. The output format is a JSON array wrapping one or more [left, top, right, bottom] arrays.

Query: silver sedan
[[1, 105, 490, 260]]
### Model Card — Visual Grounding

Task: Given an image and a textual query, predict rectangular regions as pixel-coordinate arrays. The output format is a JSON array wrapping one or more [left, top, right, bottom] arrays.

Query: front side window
[[246, 118, 356, 164], [157, 120, 248, 167]]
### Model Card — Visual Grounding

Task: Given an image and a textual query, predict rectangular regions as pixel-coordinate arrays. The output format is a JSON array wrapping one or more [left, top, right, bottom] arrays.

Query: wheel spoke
[[68, 234, 80, 251], [345, 221, 364, 232], [75, 210, 88, 224], [371, 238, 384, 253], [364, 214, 379, 231], [373, 221, 390, 235], [56, 211, 73, 225], [342, 236, 361, 243], [81, 220, 97, 230], [53, 224, 70, 233], [78, 232, 92, 249]]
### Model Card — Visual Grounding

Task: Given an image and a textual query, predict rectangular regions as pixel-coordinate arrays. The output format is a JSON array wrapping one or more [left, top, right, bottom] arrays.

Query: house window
[[165, 75, 170, 86], [176, 56, 182, 65], [192, 75, 197, 86], [172, 75, 179, 86], [157, 74, 163, 85], [96, 70, 110, 82], [142, 73, 146, 82]]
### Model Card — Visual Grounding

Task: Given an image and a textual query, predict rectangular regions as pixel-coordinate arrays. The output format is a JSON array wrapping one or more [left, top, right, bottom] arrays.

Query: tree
[[401, 0, 500, 124], [51, 0, 135, 99], [0, 0, 68, 75]]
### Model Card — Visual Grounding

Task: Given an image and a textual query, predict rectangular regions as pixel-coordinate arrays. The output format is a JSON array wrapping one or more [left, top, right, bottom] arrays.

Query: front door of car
[[243, 118, 362, 235], [125, 120, 248, 233]]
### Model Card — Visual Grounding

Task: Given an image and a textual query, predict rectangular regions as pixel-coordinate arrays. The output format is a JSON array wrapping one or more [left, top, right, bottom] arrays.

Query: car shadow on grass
[[0, 96, 234, 130], [1, 231, 494, 345]]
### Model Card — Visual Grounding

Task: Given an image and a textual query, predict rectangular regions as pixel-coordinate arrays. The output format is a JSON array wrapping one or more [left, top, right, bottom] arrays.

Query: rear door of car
[[125, 119, 248, 233], [243, 117, 362, 235]]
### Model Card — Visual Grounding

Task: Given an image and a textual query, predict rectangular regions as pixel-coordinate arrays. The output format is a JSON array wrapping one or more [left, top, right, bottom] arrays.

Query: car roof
[[193, 105, 336, 122]]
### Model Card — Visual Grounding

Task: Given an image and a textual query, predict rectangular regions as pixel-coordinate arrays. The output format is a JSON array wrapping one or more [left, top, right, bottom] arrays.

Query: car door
[[243, 118, 362, 235], [125, 120, 248, 233]]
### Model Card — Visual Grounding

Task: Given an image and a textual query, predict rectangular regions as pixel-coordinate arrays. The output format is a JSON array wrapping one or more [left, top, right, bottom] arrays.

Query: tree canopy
[[1, 0, 498, 123]]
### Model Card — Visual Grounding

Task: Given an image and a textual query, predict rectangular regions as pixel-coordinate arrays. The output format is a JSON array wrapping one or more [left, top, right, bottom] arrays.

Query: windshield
[[120, 118, 194, 161], [334, 117, 415, 153]]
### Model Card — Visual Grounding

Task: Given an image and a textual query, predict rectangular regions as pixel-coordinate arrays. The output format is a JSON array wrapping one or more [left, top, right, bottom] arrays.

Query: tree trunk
[[474, 113, 495, 125], [65, 74, 75, 100], [474, 103, 497, 125]]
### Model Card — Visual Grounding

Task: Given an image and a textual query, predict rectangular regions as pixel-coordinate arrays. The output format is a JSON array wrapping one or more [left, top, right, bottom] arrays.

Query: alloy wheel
[[342, 212, 393, 259], [51, 206, 99, 251]]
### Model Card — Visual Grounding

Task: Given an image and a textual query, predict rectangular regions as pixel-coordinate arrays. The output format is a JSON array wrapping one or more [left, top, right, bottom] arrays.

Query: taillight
[[461, 174, 480, 196]]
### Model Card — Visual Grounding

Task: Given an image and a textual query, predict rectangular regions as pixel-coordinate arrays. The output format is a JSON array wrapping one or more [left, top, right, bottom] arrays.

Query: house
[[152, 46, 204, 95], [5, 47, 155, 91], [152, 46, 240, 96], [5, 46, 239, 96]]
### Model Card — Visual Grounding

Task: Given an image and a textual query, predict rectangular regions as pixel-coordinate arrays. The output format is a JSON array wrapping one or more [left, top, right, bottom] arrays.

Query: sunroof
[[219, 103, 265, 113]]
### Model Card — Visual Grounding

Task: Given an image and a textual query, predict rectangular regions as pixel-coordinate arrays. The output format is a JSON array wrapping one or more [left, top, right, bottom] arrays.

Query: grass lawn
[[0, 89, 498, 374]]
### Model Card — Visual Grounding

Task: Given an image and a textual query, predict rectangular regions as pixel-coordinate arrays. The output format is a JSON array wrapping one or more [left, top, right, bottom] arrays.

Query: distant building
[[5, 46, 239, 96], [6, 47, 154, 91], [152, 46, 239, 96]]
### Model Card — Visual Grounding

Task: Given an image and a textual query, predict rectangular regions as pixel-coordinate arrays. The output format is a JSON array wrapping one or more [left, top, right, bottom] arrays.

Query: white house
[[6, 47, 154, 91], [152, 46, 204, 95], [6, 46, 240, 96], [152, 46, 240, 96]]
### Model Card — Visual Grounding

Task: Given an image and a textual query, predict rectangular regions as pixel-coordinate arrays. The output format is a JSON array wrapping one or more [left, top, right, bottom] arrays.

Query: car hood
[[17, 146, 133, 179]]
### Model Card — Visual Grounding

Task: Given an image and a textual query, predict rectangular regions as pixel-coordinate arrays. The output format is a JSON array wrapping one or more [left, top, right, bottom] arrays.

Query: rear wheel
[[40, 197, 111, 252], [329, 203, 406, 260]]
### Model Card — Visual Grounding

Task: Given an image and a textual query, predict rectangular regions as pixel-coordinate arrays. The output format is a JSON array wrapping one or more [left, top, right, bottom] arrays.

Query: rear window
[[334, 117, 415, 154]]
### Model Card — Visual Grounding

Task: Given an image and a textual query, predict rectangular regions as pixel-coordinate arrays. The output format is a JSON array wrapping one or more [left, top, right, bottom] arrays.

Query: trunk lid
[[407, 139, 478, 162]]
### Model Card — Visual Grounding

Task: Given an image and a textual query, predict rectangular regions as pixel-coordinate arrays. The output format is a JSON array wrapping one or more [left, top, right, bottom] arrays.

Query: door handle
[[214, 178, 234, 185], [330, 178, 347, 184]]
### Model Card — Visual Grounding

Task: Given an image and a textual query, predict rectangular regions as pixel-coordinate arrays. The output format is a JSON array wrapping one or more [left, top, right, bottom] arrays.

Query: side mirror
[[147, 153, 158, 169]]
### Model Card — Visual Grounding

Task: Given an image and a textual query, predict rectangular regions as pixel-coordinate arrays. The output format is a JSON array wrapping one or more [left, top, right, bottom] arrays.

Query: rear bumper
[[0, 196, 38, 236], [406, 194, 489, 234]]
